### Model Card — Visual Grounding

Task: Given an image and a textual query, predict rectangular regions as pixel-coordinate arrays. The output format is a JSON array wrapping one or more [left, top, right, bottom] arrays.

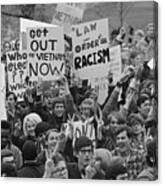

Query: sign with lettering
[[51, 3, 85, 33], [91, 45, 122, 104], [6, 51, 28, 101], [20, 18, 58, 50], [27, 27, 65, 82], [71, 18, 110, 79], [0, 63, 7, 120], [72, 118, 96, 147]]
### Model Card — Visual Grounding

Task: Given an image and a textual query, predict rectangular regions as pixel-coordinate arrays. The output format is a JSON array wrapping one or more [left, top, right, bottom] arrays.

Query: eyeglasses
[[79, 149, 93, 154]]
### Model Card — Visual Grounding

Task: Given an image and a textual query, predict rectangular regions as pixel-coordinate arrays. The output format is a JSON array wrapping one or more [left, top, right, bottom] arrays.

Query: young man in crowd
[[112, 126, 146, 180], [6, 92, 19, 132], [1, 120, 23, 169], [17, 140, 44, 178], [137, 138, 157, 180], [67, 136, 105, 179]]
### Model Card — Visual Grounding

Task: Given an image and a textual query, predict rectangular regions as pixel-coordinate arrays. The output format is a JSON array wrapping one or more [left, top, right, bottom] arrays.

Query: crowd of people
[[1, 22, 158, 180]]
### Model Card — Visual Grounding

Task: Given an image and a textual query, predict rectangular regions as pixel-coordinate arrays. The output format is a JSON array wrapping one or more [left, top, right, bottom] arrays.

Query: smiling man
[[112, 126, 146, 180]]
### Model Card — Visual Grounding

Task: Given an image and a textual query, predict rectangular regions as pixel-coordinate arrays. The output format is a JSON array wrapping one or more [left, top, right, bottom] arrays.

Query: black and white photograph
[[0, 0, 158, 181]]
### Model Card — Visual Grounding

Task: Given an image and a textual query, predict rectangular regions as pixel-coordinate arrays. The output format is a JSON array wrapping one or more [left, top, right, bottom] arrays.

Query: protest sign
[[0, 63, 7, 120], [20, 18, 58, 50], [2, 39, 20, 53], [71, 18, 110, 79], [27, 27, 65, 82], [72, 118, 96, 147], [6, 51, 28, 101], [71, 18, 112, 104], [91, 45, 122, 104], [51, 3, 85, 33]]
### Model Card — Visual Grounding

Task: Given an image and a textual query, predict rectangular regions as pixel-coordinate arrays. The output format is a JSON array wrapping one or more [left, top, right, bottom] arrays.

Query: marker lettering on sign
[[30, 40, 58, 52], [29, 28, 48, 39], [72, 22, 97, 37], [74, 48, 110, 70], [12, 71, 17, 83], [7, 52, 27, 61], [36, 53, 65, 61], [29, 62, 64, 77], [10, 83, 26, 91], [7, 61, 27, 72]]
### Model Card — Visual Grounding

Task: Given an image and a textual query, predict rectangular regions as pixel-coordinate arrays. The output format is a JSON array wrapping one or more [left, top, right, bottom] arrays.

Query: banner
[[6, 51, 28, 101], [27, 27, 65, 82]]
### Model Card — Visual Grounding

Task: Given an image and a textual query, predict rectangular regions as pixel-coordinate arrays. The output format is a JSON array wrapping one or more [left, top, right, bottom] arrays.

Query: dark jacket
[[17, 161, 44, 178], [67, 163, 105, 179]]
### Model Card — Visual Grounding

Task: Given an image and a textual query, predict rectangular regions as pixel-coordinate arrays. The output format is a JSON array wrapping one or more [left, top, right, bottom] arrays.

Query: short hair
[[6, 91, 17, 102], [74, 136, 93, 152], [1, 120, 11, 132], [53, 97, 65, 108], [137, 94, 150, 107], [115, 126, 133, 139], [35, 122, 50, 137], [106, 111, 126, 126], [45, 128, 59, 141], [127, 113, 144, 127]]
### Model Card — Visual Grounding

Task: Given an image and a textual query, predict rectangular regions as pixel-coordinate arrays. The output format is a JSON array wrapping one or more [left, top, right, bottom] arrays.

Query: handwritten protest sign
[[0, 63, 7, 120], [71, 18, 110, 79], [20, 18, 58, 50], [6, 51, 28, 101], [2, 39, 20, 53], [71, 118, 96, 147], [27, 27, 65, 82], [51, 3, 85, 33], [71, 18, 111, 104]]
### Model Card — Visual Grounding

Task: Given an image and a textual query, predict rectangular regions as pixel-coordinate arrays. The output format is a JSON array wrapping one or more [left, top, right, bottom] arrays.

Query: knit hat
[[22, 140, 37, 161], [74, 136, 93, 152], [23, 113, 42, 136]]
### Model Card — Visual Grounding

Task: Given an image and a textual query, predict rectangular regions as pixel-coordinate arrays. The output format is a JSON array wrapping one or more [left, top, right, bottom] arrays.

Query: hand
[[43, 149, 54, 177], [94, 113, 104, 140], [66, 114, 75, 139], [85, 160, 97, 179], [13, 122, 22, 137]]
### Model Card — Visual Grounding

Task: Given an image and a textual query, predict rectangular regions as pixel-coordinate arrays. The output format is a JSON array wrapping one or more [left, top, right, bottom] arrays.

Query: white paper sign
[[6, 51, 28, 101], [27, 27, 65, 82]]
